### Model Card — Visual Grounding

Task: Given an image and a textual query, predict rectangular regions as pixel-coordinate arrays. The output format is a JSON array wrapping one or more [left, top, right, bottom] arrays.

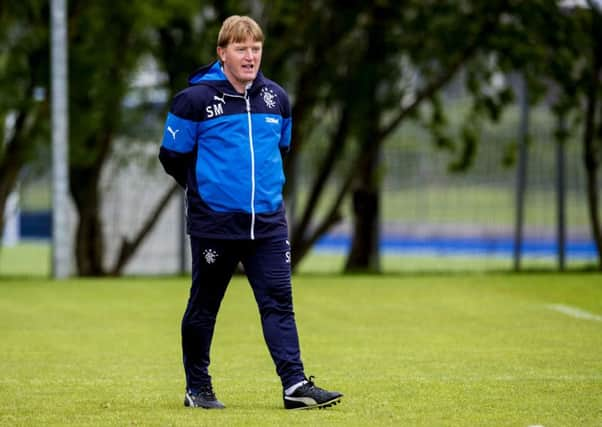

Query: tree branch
[[291, 104, 350, 244], [377, 2, 509, 141], [109, 183, 180, 275], [291, 168, 354, 270]]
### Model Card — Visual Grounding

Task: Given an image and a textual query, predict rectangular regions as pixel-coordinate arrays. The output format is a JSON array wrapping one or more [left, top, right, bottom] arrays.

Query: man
[[158, 15, 343, 410]]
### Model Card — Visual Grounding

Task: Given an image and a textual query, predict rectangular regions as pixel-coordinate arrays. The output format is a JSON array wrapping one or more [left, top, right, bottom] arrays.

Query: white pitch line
[[546, 304, 602, 322]]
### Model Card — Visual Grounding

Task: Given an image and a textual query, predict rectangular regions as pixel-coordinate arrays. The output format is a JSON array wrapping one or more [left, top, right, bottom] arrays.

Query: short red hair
[[217, 16, 264, 48]]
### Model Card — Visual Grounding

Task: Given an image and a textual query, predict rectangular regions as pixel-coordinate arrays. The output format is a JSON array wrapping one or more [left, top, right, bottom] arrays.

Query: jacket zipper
[[244, 91, 256, 240], [221, 91, 256, 240]]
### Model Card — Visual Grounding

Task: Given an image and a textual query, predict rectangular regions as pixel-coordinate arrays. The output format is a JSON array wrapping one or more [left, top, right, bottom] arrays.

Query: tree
[[0, 1, 199, 275], [487, 0, 602, 269], [0, 2, 49, 259], [281, 0, 602, 272], [65, 1, 176, 275], [580, 1, 602, 269], [7, 1, 598, 275], [254, 1, 511, 272], [344, 2, 512, 272]]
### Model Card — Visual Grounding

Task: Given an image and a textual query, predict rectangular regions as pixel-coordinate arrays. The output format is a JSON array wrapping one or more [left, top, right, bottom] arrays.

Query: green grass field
[[1, 271, 601, 426]]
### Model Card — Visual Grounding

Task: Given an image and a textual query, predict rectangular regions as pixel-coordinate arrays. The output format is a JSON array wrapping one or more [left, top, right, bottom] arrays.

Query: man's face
[[218, 38, 262, 92]]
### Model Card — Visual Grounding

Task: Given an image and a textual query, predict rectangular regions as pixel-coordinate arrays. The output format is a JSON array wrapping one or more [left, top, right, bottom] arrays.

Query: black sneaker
[[184, 384, 225, 409], [283, 376, 343, 410]]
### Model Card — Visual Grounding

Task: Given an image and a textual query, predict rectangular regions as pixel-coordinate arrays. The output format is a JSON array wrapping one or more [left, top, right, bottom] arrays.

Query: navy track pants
[[182, 236, 305, 391]]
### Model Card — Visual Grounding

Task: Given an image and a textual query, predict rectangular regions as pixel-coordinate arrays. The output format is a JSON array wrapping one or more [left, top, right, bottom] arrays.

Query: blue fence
[[315, 234, 596, 259], [19, 210, 596, 259], [20, 211, 52, 239]]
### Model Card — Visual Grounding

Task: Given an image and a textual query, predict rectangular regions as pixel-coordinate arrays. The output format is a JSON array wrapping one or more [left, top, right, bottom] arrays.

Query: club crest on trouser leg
[[203, 249, 218, 264]]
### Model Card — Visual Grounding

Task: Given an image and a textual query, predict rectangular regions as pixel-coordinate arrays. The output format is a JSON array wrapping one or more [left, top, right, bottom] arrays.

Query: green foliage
[[2, 0, 601, 272], [1, 274, 601, 425], [0, 1, 50, 161], [68, 1, 161, 165]]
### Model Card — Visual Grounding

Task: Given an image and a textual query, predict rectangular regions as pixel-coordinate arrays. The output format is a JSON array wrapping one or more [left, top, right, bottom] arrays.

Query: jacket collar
[[188, 60, 265, 95]]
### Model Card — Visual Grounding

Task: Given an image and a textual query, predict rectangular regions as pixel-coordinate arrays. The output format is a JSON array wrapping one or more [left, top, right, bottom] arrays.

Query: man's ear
[[217, 46, 226, 63]]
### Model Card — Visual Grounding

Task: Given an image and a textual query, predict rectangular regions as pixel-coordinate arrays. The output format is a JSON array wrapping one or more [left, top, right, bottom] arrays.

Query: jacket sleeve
[[158, 92, 199, 188], [279, 91, 292, 154], [159, 146, 190, 188]]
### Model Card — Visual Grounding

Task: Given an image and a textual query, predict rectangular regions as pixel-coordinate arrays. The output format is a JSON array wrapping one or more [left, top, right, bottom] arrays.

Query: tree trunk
[[343, 3, 386, 273], [70, 165, 105, 276], [109, 183, 180, 276], [0, 114, 28, 245], [289, 106, 351, 268], [0, 168, 20, 251], [290, 171, 353, 271], [345, 144, 381, 273], [583, 142, 602, 269], [0, 108, 38, 254], [583, 16, 602, 270]]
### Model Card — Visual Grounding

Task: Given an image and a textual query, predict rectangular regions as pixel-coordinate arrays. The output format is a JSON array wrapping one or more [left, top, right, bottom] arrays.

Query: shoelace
[[304, 375, 319, 391], [195, 385, 217, 400]]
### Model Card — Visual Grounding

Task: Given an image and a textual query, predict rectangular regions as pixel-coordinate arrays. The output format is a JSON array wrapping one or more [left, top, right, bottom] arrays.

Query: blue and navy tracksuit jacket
[[159, 61, 291, 240]]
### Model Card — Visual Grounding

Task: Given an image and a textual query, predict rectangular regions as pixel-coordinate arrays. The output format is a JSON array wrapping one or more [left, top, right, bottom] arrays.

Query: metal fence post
[[556, 114, 567, 271], [51, 0, 71, 278], [513, 74, 529, 272]]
